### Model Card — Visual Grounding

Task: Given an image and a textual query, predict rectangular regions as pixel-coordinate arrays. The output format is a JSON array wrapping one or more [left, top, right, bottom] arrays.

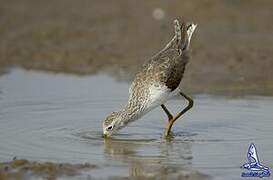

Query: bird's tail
[[174, 19, 197, 51], [166, 19, 197, 51], [183, 22, 197, 50], [158, 19, 197, 56]]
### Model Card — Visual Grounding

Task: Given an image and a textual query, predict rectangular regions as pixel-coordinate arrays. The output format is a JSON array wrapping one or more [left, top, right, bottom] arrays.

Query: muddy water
[[0, 69, 272, 179]]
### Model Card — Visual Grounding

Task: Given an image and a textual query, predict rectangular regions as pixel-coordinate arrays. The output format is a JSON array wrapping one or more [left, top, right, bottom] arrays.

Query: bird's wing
[[154, 48, 190, 91]]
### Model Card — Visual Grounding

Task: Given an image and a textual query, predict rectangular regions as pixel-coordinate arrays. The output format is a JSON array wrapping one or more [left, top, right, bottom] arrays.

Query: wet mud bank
[[0, 0, 273, 95], [0, 158, 97, 180]]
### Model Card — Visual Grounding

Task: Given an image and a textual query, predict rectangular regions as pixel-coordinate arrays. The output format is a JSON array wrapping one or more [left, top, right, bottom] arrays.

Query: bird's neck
[[119, 103, 144, 125]]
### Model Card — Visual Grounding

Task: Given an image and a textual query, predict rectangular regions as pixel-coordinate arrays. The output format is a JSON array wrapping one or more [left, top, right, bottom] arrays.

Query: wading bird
[[103, 19, 197, 137]]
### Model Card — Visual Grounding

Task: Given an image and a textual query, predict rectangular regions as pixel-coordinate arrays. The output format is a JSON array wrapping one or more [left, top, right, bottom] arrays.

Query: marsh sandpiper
[[103, 19, 197, 137]]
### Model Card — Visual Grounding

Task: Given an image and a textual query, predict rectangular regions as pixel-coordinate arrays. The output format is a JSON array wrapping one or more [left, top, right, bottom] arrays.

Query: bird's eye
[[107, 126, 113, 130]]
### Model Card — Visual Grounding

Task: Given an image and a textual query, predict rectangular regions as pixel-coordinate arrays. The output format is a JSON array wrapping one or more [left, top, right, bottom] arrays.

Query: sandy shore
[[1, 0, 273, 95]]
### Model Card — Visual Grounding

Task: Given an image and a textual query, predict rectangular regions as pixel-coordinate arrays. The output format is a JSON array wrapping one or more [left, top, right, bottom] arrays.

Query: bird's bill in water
[[102, 130, 114, 138], [102, 130, 113, 138], [102, 131, 109, 138]]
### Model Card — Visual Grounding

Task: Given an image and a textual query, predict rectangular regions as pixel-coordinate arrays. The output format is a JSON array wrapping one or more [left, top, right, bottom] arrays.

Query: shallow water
[[0, 69, 272, 179]]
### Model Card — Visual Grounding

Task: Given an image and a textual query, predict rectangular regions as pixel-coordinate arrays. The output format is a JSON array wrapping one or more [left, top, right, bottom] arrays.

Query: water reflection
[[103, 137, 206, 179]]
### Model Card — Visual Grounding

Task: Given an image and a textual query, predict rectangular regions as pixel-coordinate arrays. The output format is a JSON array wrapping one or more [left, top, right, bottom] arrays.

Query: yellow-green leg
[[163, 92, 194, 137], [161, 104, 173, 120]]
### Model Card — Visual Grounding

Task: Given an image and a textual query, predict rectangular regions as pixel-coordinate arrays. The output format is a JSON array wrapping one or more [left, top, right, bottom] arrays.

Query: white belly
[[145, 84, 179, 112]]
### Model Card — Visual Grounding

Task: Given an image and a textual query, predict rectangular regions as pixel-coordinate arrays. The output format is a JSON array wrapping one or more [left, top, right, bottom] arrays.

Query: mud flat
[[1, 0, 273, 95], [0, 159, 97, 180], [0, 158, 209, 180]]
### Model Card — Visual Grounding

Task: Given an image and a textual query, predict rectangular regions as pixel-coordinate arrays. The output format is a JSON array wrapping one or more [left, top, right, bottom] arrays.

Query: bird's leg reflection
[[103, 138, 194, 178]]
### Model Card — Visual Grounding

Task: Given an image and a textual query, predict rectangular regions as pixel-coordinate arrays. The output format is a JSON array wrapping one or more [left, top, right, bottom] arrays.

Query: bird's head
[[102, 111, 126, 137]]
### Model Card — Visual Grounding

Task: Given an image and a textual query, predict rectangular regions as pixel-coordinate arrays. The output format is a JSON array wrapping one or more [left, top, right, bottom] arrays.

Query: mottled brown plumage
[[103, 20, 197, 137]]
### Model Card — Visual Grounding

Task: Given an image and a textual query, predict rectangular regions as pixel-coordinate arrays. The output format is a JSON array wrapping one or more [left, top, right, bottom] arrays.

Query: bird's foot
[[164, 129, 174, 140], [164, 120, 175, 138]]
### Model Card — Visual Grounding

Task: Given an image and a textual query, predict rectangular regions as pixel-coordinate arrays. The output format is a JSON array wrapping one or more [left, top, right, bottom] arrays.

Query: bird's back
[[132, 47, 189, 92]]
